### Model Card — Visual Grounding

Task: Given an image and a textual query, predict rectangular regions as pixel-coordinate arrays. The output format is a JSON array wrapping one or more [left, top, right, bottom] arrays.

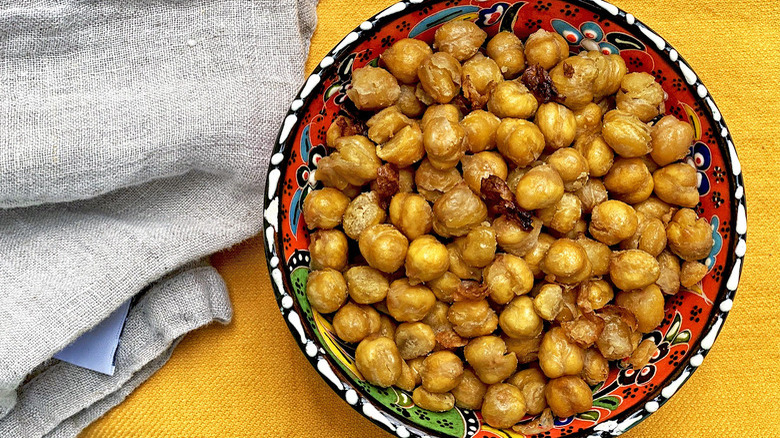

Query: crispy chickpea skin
[[653, 163, 700, 207], [656, 250, 682, 295], [589, 200, 639, 245], [306, 269, 347, 314], [616, 72, 666, 122], [422, 300, 452, 334], [575, 235, 612, 276], [462, 110, 501, 153], [508, 368, 548, 415], [596, 308, 637, 360], [666, 209, 714, 261], [524, 233, 555, 277], [542, 239, 592, 285], [433, 182, 488, 237], [389, 192, 433, 240], [423, 104, 462, 127], [303, 188, 350, 230], [309, 229, 349, 271], [462, 152, 509, 195], [514, 164, 565, 210], [538, 326, 585, 378], [428, 272, 460, 303], [505, 332, 543, 364], [581, 348, 609, 385], [547, 148, 589, 193], [449, 300, 499, 338], [381, 38, 433, 84], [545, 376, 593, 418], [415, 158, 463, 202], [355, 336, 403, 387], [550, 56, 598, 110], [455, 225, 498, 268], [387, 279, 436, 322], [397, 84, 427, 118], [462, 54, 503, 106], [574, 134, 614, 178], [347, 66, 400, 111], [524, 29, 569, 71], [610, 249, 661, 291], [651, 115, 695, 166], [345, 266, 389, 304], [395, 322, 436, 360], [487, 81, 539, 119], [493, 215, 542, 257], [406, 235, 450, 283], [418, 52, 462, 104], [615, 284, 665, 333], [482, 384, 527, 429], [602, 110, 652, 158], [452, 368, 488, 409], [342, 192, 387, 240], [465, 336, 519, 384], [535, 102, 577, 150], [359, 224, 408, 273], [487, 31, 526, 79], [577, 280, 614, 312], [500, 296, 544, 339], [538, 193, 583, 234], [496, 119, 546, 168], [422, 351, 464, 393], [333, 302, 381, 343], [604, 157, 654, 204], [484, 254, 535, 304], [434, 20, 487, 61], [412, 387, 455, 412], [424, 116, 465, 170], [681, 260, 708, 288]]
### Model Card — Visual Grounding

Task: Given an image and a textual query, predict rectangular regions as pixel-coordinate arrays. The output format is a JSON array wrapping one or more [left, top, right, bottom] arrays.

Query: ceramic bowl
[[263, 1, 746, 436]]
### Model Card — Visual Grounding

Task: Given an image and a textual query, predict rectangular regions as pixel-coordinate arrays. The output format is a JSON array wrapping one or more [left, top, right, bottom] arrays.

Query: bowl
[[263, 1, 747, 436]]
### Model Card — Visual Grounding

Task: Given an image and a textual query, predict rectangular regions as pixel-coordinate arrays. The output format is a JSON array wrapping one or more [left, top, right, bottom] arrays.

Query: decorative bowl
[[263, 1, 747, 436]]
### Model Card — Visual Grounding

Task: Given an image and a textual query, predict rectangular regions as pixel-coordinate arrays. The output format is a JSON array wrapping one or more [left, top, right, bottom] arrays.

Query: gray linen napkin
[[0, 0, 317, 435]]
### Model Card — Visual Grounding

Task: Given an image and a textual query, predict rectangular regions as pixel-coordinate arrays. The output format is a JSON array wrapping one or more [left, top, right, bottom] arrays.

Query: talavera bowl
[[263, 1, 747, 436]]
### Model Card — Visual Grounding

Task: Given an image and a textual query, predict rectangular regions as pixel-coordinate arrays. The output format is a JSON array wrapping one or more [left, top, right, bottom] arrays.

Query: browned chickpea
[[635, 196, 676, 224], [387, 279, 436, 322], [465, 336, 518, 384], [550, 56, 598, 110], [574, 235, 611, 276], [555, 287, 581, 323], [538, 326, 585, 378], [615, 284, 665, 333], [583, 51, 627, 99], [452, 368, 487, 409], [546, 147, 589, 192], [398, 167, 415, 193], [321, 135, 382, 187], [381, 38, 433, 84], [581, 348, 609, 385], [355, 336, 403, 387], [604, 157, 654, 204], [448, 300, 499, 338], [486, 31, 525, 79], [434, 20, 487, 61], [484, 254, 535, 305], [545, 376, 592, 418], [302, 188, 350, 230], [415, 158, 463, 202], [345, 266, 389, 305], [455, 225, 498, 268], [462, 110, 501, 153], [333, 302, 381, 343], [653, 163, 699, 207], [523, 233, 555, 277], [542, 238, 592, 285], [413, 387, 455, 412], [500, 296, 544, 339], [306, 269, 347, 314], [596, 308, 636, 360], [397, 84, 427, 118], [533, 283, 564, 321], [496, 118, 546, 168], [326, 115, 363, 148], [508, 368, 548, 415], [577, 279, 614, 312], [610, 249, 661, 291], [656, 250, 682, 295], [433, 182, 488, 237], [488, 80, 539, 119], [342, 192, 386, 240], [379, 315, 397, 339], [462, 53, 503, 106], [601, 110, 652, 158], [427, 272, 460, 303], [538, 193, 583, 234], [396, 360, 419, 391], [347, 66, 400, 111], [514, 164, 565, 210], [534, 102, 577, 150], [395, 322, 436, 360], [620, 213, 667, 257], [406, 235, 450, 283], [574, 179, 607, 215], [447, 243, 483, 281], [505, 332, 543, 364], [666, 209, 714, 260], [492, 215, 542, 257], [681, 261, 708, 288], [573, 103, 603, 139], [366, 105, 412, 144], [310, 229, 348, 271], [462, 152, 509, 195], [424, 116, 465, 171], [421, 301, 452, 334], [574, 134, 614, 177], [482, 383, 526, 428], [389, 192, 433, 240], [421, 351, 464, 393], [616, 72, 665, 122], [651, 115, 695, 166], [375, 122, 425, 167], [418, 52, 462, 104], [589, 200, 638, 245], [359, 224, 408, 273], [524, 29, 569, 71]]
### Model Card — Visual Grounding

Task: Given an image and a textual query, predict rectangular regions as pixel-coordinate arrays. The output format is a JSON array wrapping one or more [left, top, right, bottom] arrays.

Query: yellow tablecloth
[[82, 1, 780, 436]]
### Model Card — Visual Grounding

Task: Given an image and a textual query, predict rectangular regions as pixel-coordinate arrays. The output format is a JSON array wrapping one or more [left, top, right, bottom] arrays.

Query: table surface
[[81, 0, 780, 436]]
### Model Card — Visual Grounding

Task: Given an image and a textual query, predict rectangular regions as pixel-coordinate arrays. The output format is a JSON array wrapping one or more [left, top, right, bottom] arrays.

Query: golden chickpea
[[375, 122, 425, 167], [342, 192, 387, 240], [589, 200, 638, 245], [575, 179, 608, 214], [583, 51, 627, 99], [573, 103, 603, 139], [412, 387, 455, 412], [344, 266, 389, 305], [418, 52, 462, 104], [397, 84, 427, 118], [302, 188, 350, 230], [596, 308, 636, 360], [533, 283, 564, 321], [500, 296, 544, 339], [615, 284, 665, 333], [379, 315, 397, 339], [514, 164, 565, 210], [610, 249, 661, 291], [462, 53, 503, 105], [415, 158, 463, 202], [433, 182, 488, 237], [574, 134, 614, 177], [577, 279, 614, 312], [396, 360, 419, 391], [574, 235, 611, 276], [448, 300, 499, 338], [524, 233, 556, 277], [482, 383, 526, 428], [538, 193, 583, 234], [508, 368, 548, 415], [538, 326, 585, 378], [422, 104, 462, 128], [395, 322, 436, 360], [427, 272, 460, 303], [492, 215, 542, 257], [333, 302, 381, 343], [651, 115, 695, 166], [465, 336, 519, 384], [542, 238, 591, 285], [486, 31, 525, 79], [455, 225, 498, 268], [397, 167, 415, 193], [421, 300, 452, 334], [452, 369, 488, 409], [604, 157, 654, 204], [447, 243, 483, 281], [309, 229, 349, 271], [355, 336, 403, 387], [581, 348, 609, 385], [505, 167, 527, 195], [326, 115, 363, 149], [535, 102, 577, 150], [635, 196, 676, 224], [550, 56, 598, 110], [505, 332, 543, 364], [366, 105, 412, 144], [524, 29, 569, 71], [496, 118, 546, 168], [483, 254, 535, 305], [323, 135, 382, 187], [305, 269, 347, 314], [681, 260, 708, 288], [653, 163, 699, 207], [462, 152, 509, 195], [487, 80, 538, 119], [616, 72, 665, 122], [547, 148, 589, 193], [601, 110, 652, 158], [656, 250, 682, 295], [666, 208, 714, 261], [545, 376, 593, 418], [387, 279, 436, 322], [562, 218, 588, 240], [434, 20, 487, 60], [359, 224, 408, 273], [462, 110, 501, 153], [423, 116, 465, 170], [409, 357, 426, 377], [389, 192, 433, 240], [381, 38, 433, 84], [406, 235, 450, 283], [620, 214, 667, 257], [347, 66, 400, 111], [555, 287, 581, 323], [421, 351, 464, 393]]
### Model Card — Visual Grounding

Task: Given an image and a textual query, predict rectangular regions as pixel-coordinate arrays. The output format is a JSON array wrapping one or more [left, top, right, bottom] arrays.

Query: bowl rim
[[262, 0, 748, 436]]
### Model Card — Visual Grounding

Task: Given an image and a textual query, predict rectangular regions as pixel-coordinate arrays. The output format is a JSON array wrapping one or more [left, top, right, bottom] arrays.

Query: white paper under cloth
[[0, 0, 317, 435]]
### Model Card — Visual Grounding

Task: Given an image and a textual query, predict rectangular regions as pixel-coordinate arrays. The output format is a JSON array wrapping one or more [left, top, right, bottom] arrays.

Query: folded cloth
[[0, 0, 317, 435]]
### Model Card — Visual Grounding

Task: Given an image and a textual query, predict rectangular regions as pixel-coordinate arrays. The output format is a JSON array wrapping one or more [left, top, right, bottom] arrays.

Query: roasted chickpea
[[573, 103, 603, 139], [581, 348, 609, 385], [333, 302, 381, 343], [542, 239, 592, 285], [462, 54, 503, 106], [462, 152, 509, 195], [538, 193, 583, 234], [653, 163, 699, 207], [574, 235, 611, 276], [610, 249, 661, 291], [395, 322, 436, 360], [523, 233, 555, 277], [620, 214, 667, 257], [514, 164, 565, 210], [375, 122, 425, 167], [455, 225, 498, 268], [484, 254, 535, 304], [397, 167, 415, 193], [448, 300, 499, 338], [615, 284, 665, 333], [496, 118, 546, 168], [481, 383, 527, 428], [321, 135, 382, 187], [486, 31, 525, 79], [447, 243, 483, 281], [574, 179, 607, 215], [500, 296, 544, 339], [546, 149, 588, 194], [545, 376, 592, 418], [345, 266, 389, 305], [651, 115, 695, 166], [433, 20, 486, 60], [488, 80, 539, 119], [656, 250, 682, 295], [418, 52, 462, 104], [550, 56, 598, 110], [596, 308, 636, 360], [387, 279, 436, 322], [423, 104, 462, 127], [396, 360, 419, 391], [533, 283, 564, 321], [524, 29, 569, 71], [359, 224, 408, 273], [342, 192, 387, 240], [635, 196, 676, 224], [427, 272, 460, 303], [574, 134, 614, 177], [462, 110, 501, 153], [535, 103, 577, 151], [555, 287, 580, 323], [505, 331, 543, 364], [666, 209, 714, 260], [406, 235, 450, 283], [538, 327, 585, 378], [422, 300, 452, 334], [681, 261, 708, 288], [310, 229, 349, 271], [582, 50, 627, 99], [492, 215, 542, 257], [366, 105, 412, 144], [397, 84, 427, 118], [424, 116, 465, 170], [589, 200, 638, 245], [601, 110, 652, 158], [508, 368, 548, 415], [347, 66, 400, 111], [577, 279, 614, 313], [381, 38, 433, 84], [433, 182, 488, 237], [355, 336, 403, 387], [326, 115, 363, 148], [421, 351, 464, 393], [452, 369, 488, 409], [302, 188, 350, 230], [465, 336, 519, 384], [562, 218, 588, 240], [389, 192, 433, 240], [379, 315, 397, 339], [305, 269, 347, 314], [604, 157, 654, 204], [415, 158, 463, 202], [616, 72, 665, 122], [412, 387, 455, 412]]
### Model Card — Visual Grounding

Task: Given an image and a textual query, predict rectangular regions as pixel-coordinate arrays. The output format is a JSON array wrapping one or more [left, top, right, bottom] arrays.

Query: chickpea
[[547, 148, 589, 192], [305, 269, 347, 314], [462, 110, 501, 153], [487, 80, 539, 119], [505, 167, 527, 195], [462, 54, 503, 106], [581, 348, 609, 386], [610, 249, 661, 291], [508, 368, 548, 415], [434, 20, 487, 61], [582, 50, 627, 99], [533, 283, 564, 321], [604, 157, 654, 204], [492, 215, 542, 257], [421, 351, 464, 393], [452, 368, 488, 409], [577, 280, 614, 313], [387, 279, 436, 322], [574, 235, 611, 276], [514, 164, 565, 210], [309, 229, 349, 271], [653, 163, 699, 207], [681, 260, 708, 288], [615, 284, 665, 333], [573, 103, 604, 139], [666, 208, 714, 260], [448, 300, 499, 338], [542, 239, 591, 285], [651, 115, 695, 166], [550, 56, 598, 110], [333, 302, 381, 343], [366, 106, 412, 144], [322, 135, 382, 187], [397, 84, 427, 118], [415, 158, 463, 202], [496, 118, 546, 168], [447, 243, 483, 281], [575, 177, 609, 213], [412, 387, 455, 412], [389, 192, 433, 240], [656, 250, 682, 295], [500, 296, 544, 339], [462, 152, 509, 195], [545, 376, 592, 418], [616, 72, 665, 122], [424, 116, 465, 170], [484, 254, 535, 305], [423, 104, 462, 128], [538, 193, 583, 234], [415, 82, 435, 106], [418, 52, 462, 104], [433, 182, 488, 237], [381, 38, 433, 84], [302, 188, 350, 230], [427, 272, 460, 303], [398, 167, 415, 193], [355, 336, 403, 387], [379, 315, 397, 339], [574, 134, 614, 177], [396, 360, 419, 391], [409, 357, 426, 377], [347, 66, 400, 111], [620, 214, 667, 257], [326, 115, 363, 148], [359, 224, 408, 273], [555, 287, 581, 323], [481, 383, 527, 428], [524, 233, 555, 277], [602, 110, 652, 158], [538, 326, 585, 378], [589, 200, 638, 245], [394, 322, 436, 360], [422, 300, 452, 334], [596, 308, 636, 360], [375, 122, 425, 167], [533, 102, 577, 150], [485, 31, 524, 79], [455, 225, 498, 268], [635, 196, 676, 224], [344, 266, 389, 305], [524, 29, 569, 71], [342, 192, 386, 240], [505, 332, 543, 364], [406, 235, 450, 283], [465, 336, 519, 384], [562, 218, 588, 240]]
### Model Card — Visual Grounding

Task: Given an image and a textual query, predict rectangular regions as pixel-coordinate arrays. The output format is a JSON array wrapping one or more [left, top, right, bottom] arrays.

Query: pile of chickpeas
[[303, 21, 713, 431]]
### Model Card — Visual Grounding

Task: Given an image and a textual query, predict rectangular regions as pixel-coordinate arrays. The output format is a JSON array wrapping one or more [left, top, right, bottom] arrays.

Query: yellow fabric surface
[[82, 0, 780, 437]]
